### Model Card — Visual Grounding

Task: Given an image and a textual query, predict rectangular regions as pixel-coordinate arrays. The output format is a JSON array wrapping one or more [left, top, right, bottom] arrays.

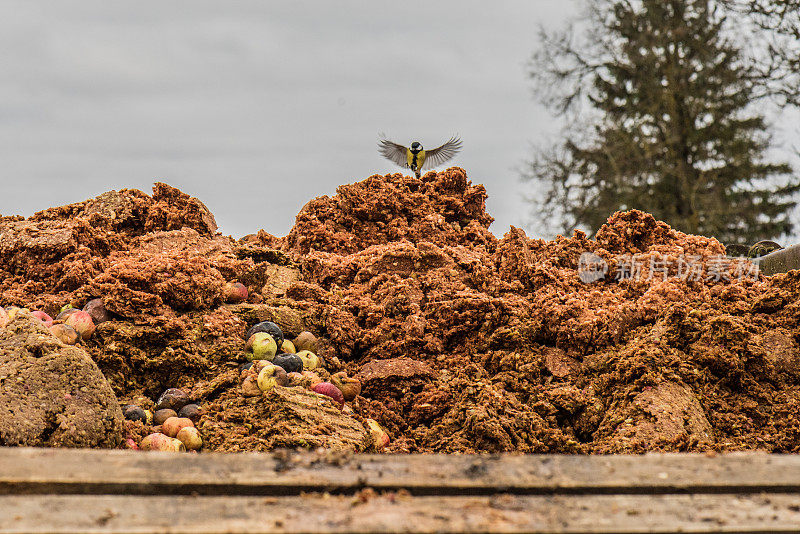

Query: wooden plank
[[3, 493, 800, 533], [2, 447, 800, 496], [757, 243, 800, 275]]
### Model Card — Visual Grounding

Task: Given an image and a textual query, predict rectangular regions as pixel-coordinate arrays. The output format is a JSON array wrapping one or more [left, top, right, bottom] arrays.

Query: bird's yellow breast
[[406, 149, 427, 171]]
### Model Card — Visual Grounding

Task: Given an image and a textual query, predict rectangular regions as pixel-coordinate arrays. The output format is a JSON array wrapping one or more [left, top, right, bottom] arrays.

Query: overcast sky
[[0, 1, 579, 239], [1, 1, 798, 242]]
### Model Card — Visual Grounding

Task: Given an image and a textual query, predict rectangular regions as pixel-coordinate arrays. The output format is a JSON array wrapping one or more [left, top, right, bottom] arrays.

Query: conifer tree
[[722, 0, 800, 106], [526, 0, 798, 243]]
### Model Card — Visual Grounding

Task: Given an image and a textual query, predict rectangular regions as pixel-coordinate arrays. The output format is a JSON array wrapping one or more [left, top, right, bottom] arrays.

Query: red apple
[[140, 433, 185, 452], [31, 310, 53, 327], [161, 417, 194, 438], [64, 310, 95, 340], [224, 282, 248, 304], [313, 382, 345, 409]]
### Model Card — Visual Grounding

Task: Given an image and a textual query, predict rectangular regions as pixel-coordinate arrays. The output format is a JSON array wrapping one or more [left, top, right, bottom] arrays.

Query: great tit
[[378, 136, 462, 178]]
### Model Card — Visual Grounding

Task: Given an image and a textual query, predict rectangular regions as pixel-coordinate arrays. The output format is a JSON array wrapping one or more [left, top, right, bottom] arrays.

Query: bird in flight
[[378, 136, 462, 178]]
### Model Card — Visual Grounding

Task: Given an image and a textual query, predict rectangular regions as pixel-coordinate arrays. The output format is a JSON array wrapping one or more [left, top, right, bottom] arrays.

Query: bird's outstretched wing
[[422, 136, 462, 169], [378, 138, 409, 167]]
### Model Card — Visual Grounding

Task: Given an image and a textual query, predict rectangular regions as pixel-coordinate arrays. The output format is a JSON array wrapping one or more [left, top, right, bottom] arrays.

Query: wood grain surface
[[3, 447, 800, 533]]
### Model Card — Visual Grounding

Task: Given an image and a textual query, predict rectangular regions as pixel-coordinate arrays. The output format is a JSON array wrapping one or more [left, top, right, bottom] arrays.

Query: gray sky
[[1, 1, 798, 241], [0, 1, 575, 239]]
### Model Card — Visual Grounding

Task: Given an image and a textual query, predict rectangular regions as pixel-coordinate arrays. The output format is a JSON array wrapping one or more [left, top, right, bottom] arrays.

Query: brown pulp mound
[[2, 170, 800, 453]]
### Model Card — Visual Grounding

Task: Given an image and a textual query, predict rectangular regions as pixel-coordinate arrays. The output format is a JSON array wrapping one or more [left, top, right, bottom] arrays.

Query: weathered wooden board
[[4, 447, 800, 533], [4, 493, 800, 533], [757, 243, 800, 275], [2, 447, 799, 496]]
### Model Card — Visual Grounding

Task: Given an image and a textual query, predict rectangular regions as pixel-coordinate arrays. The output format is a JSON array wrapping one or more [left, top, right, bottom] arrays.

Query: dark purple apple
[[56, 308, 79, 321], [123, 405, 147, 423], [82, 298, 111, 324], [155, 388, 191, 412], [153, 408, 178, 426], [178, 404, 202, 423]]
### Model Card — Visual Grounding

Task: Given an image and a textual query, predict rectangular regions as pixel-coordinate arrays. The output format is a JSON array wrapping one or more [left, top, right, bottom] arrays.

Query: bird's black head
[[410, 141, 422, 152]]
